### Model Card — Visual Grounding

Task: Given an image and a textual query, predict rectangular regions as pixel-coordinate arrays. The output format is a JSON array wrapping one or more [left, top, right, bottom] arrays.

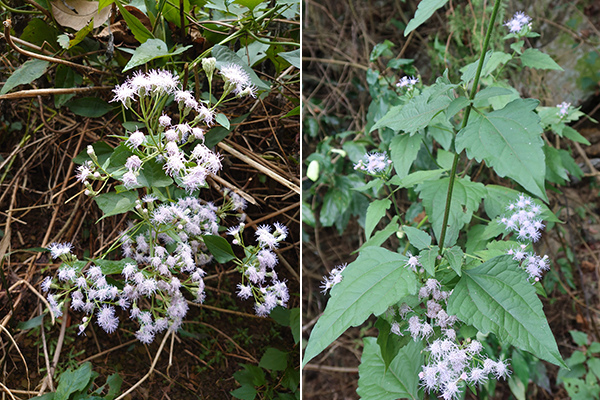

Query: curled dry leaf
[[96, 6, 153, 46], [51, 0, 111, 31]]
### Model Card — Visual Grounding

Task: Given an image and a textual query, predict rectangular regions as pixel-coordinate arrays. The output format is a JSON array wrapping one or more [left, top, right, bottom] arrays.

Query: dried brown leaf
[[50, 0, 110, 31]]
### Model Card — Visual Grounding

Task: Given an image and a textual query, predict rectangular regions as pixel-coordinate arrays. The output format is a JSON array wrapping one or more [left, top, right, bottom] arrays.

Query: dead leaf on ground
[[51, 0, 111, 31]]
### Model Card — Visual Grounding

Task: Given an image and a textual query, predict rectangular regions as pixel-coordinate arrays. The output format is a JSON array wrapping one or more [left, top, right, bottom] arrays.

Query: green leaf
[[388, 168, 446, 188], [234, 0, 266, 10], [123, 39, 191, 72], [320, 186, 352, 227], [520, 48, 563, 71], [461, 51, 511, 85], [357, 337, 423, 400], [416, 176, 486, 247], [544, 145, 583, 185], [105, 372, 123, 400], [302, 247, 416, 367], [569, 330, 589, 347], [403, 226, 431, 250], [279, 49, 300, 69], [113, 1, 154, 43], [447, 255, 566, 368], [203, 235, 236, 263], [215, 113, 230, 129], [55, 362, 93, 399], [371, 81, 455, 135], [562, 126, 591, 145], [289, 307, 300, 344], [444, 246, 464, 276], [231, 385, 257, 400], [259, 348, 288, 371], [419, 246, 439, 276], [365, 199, 391, 240], [482, 185, 560, 222], [94, 191, 138, 219], [212, 45, 270, 90], [404, 0, 449, 36], [205, 113, 248, 148], [94, 259, 133, 275], [17, 314, 44, 330], [1, 59, 49, 95], [66, 97, 113, 118], [356, 216, 400, 252], [375, 318, 410, 371], [455, 99, 547, 201], [136, 159, 174, 188], [390, 133, 422, 179]]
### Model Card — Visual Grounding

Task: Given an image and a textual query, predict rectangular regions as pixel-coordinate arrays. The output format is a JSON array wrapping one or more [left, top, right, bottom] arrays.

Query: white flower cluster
[[500, 194, 551, 282], [229, 222, 290, 316], [388, 279, 510, 399], [396, 75, 418, 89], [353, 152, 392, 175], [499, 194, 544, 242], [320, 263, 347, 293], [557, 101, 571, 118], [420, 336, 510, 400], [43, 196, 289, 343], [504, 11, 532, 34]]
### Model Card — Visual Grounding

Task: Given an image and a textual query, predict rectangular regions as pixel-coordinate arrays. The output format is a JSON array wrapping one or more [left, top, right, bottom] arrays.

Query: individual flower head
[[320, 263, 347, 293], [220, 63, 251, 95], [557, 101, 571, 118], [354, 152, 392, 175], [397, 75, 419, 89], [126, 130, 145, 149], [504, 11, 532, 34], [111, 82, 136, 108], [47, 242, 73, 259]]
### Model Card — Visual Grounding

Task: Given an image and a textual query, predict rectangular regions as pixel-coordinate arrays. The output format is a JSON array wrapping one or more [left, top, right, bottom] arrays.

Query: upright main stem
[[437, 0, 502, 253]]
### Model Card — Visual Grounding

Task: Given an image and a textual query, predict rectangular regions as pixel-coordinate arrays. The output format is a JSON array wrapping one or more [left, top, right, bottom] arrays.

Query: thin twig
[[39, 305, 53, 392], [0, 86, 113, 100], [3, 19, 111, 76], [217, 141, 300, 194], [115, 330, 172, 400], [0, 325, 30, 391]]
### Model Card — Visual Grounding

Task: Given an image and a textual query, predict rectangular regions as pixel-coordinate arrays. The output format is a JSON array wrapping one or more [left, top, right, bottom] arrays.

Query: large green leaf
[[520, 48, 563, 71], [66, 97, 113, 117], [455, 99, 547, 201], [404, 0, 449, 36], [403, 226, 431, 250], [447, 255, 566, 368], [123, 39, 192, 72], [302, 247, 416, 367], [390, 133, 422, 179], [371, 80, 455, 135], [55, 362, 93, 399], [94, 191, 138, 219], [357, 337, 423, 400], [1, 59, 49, 95], [482, 185, 560, 223], [203, 235, 236, 263], [365, 199, 391, 240], [136, 159, 174, 188], [416, 176, 486, 247]]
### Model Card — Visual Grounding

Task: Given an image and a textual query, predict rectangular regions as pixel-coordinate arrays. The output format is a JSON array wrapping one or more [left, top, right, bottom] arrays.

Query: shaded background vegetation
[[302, 0, 600, 398]]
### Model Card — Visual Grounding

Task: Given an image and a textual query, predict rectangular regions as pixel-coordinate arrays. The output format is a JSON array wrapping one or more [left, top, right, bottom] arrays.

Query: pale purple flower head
[[505, 11, 532, 33]]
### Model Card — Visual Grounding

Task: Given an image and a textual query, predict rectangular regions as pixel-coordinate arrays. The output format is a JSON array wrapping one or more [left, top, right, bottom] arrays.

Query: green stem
[[437, 0, 502, 254]]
